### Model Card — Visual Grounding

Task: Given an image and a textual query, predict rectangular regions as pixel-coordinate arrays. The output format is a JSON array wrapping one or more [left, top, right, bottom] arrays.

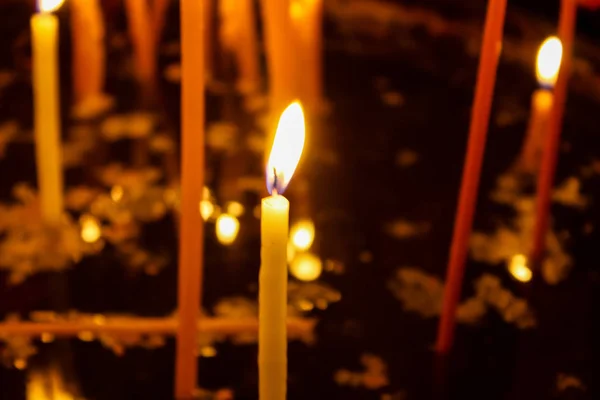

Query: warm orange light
[[216, 214, 240, 245], [536, 36, 563, 88], [509, 254, 532, 283], [266, 102, 306, 194], [290, 219, 315, 251], [80, 215, 101, 243], [38, 0, 65, 13], [290, 253, 322, 282]]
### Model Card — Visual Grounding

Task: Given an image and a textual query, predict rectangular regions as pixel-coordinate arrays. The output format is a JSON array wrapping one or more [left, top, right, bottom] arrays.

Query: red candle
[[530, 0, 577, 264], [436, 0, 507, 354]]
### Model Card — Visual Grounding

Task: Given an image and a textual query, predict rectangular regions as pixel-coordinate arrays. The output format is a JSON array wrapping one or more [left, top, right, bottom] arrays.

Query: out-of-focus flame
[[290, 253, 322, 282], [80, 215, 101, 243], [266, 102, 305, 195], [38, 0, 65, 13], [27, 367, 74, 400], [290, 219, 315, 251], [509, 254, 532, 283], [226, 201, 245, 217], [216, 214, 240, 245], [200, 200, 215, 221], [111, 186, 124, 202], [536, 36, 562, 88]]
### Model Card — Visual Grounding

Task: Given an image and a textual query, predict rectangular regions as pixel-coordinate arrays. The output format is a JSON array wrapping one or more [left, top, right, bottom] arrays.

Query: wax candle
[[260, 102, 305, 400], [31, 0, 65, 224], [70, 0, 105, 105], [237, 0, 260, 92], [531, 0, 577, 264], [124, 0, 155, 86], [518, 37, 562, 174], [175, 0, 205, 398], [436, 0, 507, 354]]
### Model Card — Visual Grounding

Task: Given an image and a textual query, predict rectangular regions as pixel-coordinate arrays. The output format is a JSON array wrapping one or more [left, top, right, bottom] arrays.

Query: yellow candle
[[31, 0, 65, 224], [518, 36, 562, 174], [175, 0, 205, 398], [260, 102, 306, 400], [70, 0, 105, 104]]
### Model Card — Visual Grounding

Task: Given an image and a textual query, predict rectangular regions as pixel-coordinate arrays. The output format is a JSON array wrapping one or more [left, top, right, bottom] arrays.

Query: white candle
[[31, 0, 65, 224], [260, 102, 306, 400], [518, 36, 562, 174]]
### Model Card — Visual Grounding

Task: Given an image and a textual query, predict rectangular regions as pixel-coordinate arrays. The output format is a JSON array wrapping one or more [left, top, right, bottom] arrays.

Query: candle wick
[[272, 167, 279, 196]]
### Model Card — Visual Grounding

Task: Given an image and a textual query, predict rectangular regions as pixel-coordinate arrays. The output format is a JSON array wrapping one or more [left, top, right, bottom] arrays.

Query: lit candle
[[260, 102, 306, 400], [70, 0, 105, 105], [175, 0, 205, 398], [31, 0, 66, 224], [436, 0, 507, 354], [531, 0, 577, 264], [517, 37, 562, 174], [124, 0, 155, 87]]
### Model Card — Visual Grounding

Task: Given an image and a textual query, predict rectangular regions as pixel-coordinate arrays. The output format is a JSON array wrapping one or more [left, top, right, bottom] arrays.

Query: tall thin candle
[[31, 0, 65, 224], [175, 0, 205, 398], [436, 0, 507, 354], [530, 0, 576, 264], [260, 102, 305, 400]]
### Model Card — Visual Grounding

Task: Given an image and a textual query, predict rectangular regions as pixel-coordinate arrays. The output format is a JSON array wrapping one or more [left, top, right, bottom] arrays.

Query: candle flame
[[290, 252, 322, 282], [38, 0, 65, 13], [290, 219, 315, 251], [536, 36, 563, 88], [266, 102, 306, 195], [216, 214, 240, 245], [508, 254, 532, 283]]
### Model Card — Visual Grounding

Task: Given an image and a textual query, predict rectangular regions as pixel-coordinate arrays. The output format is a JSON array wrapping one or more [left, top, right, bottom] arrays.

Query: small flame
[[290, 219, 315, 251], [80, 215, 101, 244], [536, 36, 563, 88], [38, 0, 65, 13], [266, 102, 306, 195], [509, 254, 532, 283], [216, 214, 240, 245]]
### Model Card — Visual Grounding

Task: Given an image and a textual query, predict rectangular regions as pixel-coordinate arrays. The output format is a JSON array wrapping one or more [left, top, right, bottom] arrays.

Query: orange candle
[[237, 0, 260, 93], [175, 0, 205, 398], [517, 37, 562, 174], [31, 0, 66, 224], [70, 0, 105, 104], [124, 0, 155, 86], [530, 0, 577, 264], [436, 0, 507, 354]]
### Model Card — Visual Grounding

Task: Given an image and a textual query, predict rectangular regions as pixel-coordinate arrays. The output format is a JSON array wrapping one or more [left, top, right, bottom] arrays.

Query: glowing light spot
[[298, 299, 314, 311], [80, 215, 101, 243], [14, 359, 26, 370], [216, 214, 240, 245], [536, 36, 563, 87], [509, 254, 533, 283], [200, 346, 217, 358], [78, 331, 95, 342], [41, 333, 55, 343], [290, 219, 315, 251], [38, 0, 65, 13], [290, 253, 322, 282], [111, 186, 124, 202], [199, 200, 215, 221], [92, 315, 106, 325], [226, 201, 245, 217]]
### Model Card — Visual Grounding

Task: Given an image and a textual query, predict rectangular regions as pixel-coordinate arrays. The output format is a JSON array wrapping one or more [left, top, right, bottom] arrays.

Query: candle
[[517, 37, 562, 174], [436, 0, 507, 354], [31, 0, 66, 224], [290, 0, 323, 112], [124, 0, 155, 87], [260, 102, 306, 400], [530, 0, 577, 264], [70, 0, 105, 105], [175, 0, 205, 398], [262, 0, 294, 114], [237, 0, 260, 92]]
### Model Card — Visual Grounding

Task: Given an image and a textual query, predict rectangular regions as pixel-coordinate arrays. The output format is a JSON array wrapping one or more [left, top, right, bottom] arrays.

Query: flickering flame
[[216, 214, 240, 245], [290, 253, 322, 282], [80, 215, 101, 243], [200, 200, 215, 221], [290, 219, 315, 251], [509, 254, 532, 283], [38, 0, 65, 13], [27, 368, 74, 400], [266, 102, 306, 195], [536, 36, 563, 88]]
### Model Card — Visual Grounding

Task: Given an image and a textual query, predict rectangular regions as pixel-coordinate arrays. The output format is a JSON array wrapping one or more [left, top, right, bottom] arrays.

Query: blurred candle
[[518, 37, 562, 174], [124, 0, 155, 86], [31, 0, 65, 224], [70, 0, 105, 104], [436, 0, 507, 354], [175, 0, 205, 398], [260, 102, 305, 400], [531, 0, 577, 264]]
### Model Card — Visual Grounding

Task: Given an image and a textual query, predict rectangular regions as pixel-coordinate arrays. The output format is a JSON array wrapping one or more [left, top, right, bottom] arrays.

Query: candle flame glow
[[508, 254, 532, 283], [80, 215, 101, 243], [536, 36, 563, 88], [290, 219, 315, 251], [38, 0, 66, 13], [290, 253, 322, 282], [266, 102, 306, 195], [216, 214, 240, 245]]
